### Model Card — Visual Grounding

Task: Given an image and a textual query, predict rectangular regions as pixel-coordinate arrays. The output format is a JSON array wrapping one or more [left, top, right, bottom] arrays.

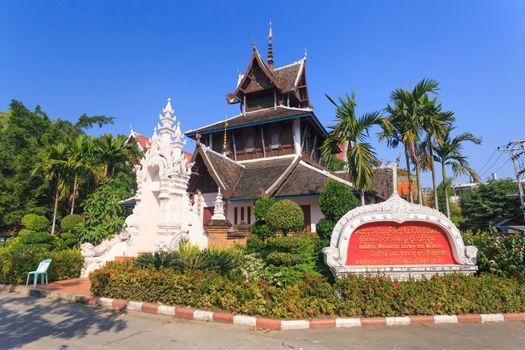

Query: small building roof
[[190, 145, 353, 201], [185, 106, 326, 137]]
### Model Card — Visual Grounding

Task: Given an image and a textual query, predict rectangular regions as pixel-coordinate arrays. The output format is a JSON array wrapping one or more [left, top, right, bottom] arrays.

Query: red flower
[[403, 301, 408, 306], [307, 309, 313, 315]]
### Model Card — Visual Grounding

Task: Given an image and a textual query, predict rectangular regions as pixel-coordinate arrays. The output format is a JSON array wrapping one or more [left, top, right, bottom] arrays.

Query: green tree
[[460, 180, 522, 231], [265, 200, 304, 236], [65, 135, 101, 214], [383, 78, 441, 204], [433, 125, 481, 218], [93, 133, 135, 178], [32, 143, 69, 234], [322, 93, 382, 205], [420, 108, 455, 209], [78, 179, 127, 244]]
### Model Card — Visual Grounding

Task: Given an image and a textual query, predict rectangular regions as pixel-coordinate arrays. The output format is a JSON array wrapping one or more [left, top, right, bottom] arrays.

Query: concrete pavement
[[1, 293, 524, 350]]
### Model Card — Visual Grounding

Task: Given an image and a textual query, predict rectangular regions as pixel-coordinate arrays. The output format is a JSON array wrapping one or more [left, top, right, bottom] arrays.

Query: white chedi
[[80, 98, 207, 277]]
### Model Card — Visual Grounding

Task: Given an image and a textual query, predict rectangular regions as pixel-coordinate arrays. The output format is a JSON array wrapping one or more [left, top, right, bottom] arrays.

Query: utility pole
[[498, 140, 525, 222]]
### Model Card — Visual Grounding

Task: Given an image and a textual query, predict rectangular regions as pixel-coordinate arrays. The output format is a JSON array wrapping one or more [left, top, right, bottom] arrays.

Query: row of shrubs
[[0, 249, 84, 284], [0, 214, 84, 284], [90, 261, 525, 319]]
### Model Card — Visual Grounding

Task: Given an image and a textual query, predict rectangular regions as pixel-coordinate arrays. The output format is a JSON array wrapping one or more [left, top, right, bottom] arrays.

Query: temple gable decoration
[[323, 171, 478, 280]]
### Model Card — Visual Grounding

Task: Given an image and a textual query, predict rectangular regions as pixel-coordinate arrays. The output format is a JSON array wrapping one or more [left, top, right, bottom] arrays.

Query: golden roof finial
[[267, 21, 274, 67], [222, 120, 229, 153]]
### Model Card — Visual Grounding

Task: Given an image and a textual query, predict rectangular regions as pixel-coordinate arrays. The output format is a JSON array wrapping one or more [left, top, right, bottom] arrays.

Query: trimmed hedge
[[61, 214, 82, 232], [90, 261, 525, 318], [265, 200, 304, 235], [0, 249, 84, 284], [21, 214, 49, 231]]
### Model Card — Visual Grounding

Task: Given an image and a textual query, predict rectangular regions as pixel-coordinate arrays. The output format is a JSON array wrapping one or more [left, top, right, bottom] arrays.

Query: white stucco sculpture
[[80, 98, 207, 277]]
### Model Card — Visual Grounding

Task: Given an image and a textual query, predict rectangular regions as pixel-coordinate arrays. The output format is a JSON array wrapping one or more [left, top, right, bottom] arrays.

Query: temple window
[[269, 126, 280, 149]]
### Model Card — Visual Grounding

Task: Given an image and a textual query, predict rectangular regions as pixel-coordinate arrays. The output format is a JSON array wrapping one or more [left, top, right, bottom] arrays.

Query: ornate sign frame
[[323, 193, 478, 280]]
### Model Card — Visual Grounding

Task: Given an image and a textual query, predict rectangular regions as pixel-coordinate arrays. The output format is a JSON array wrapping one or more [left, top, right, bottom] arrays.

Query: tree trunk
[[51, 186, 59, 235], [442, 161, 451, 218], [404, 149, 414, 203], [70, 177, 77, 215], [429, 145, 439, 209], [360, 189, 366, 206], [414, 158, 423, 205]]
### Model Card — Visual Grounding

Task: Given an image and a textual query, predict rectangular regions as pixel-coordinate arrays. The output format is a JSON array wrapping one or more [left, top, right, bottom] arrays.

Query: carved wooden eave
[[227, 47, 286, 104], [190, 144, 244, 199]]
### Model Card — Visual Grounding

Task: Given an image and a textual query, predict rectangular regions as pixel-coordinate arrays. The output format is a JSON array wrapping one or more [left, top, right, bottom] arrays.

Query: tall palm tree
[[33, 143, 68, 234], [321, 92, 382, 206], [380, 100, 414, 202], [387, 78, 440, 204], [433, 125, 481, 218], [66, 135, 100, 214], [93, 133, 133, 178], [420, 106, 455, 209]]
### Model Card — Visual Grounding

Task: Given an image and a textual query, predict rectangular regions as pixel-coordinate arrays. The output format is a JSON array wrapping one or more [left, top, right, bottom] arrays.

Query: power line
[[479, 151, 504, 178], [492, 158, 511, 175], [477, 148, 497, 175]]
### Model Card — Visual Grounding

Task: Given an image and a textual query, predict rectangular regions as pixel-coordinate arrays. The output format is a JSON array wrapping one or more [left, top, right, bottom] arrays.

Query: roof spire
[[252, 39, 256, 51], [304, 48, 308, 60], [267, 21, 274, 68]]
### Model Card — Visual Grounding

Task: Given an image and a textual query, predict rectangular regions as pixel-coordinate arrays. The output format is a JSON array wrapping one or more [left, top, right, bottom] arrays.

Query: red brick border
[[458, 314, 482, 324], [409, 315, 434, 324], [175, 307, 194, 319], [142, 303, 159, 314], [213, 312, 234, 323], [361, 317, 387, 326]]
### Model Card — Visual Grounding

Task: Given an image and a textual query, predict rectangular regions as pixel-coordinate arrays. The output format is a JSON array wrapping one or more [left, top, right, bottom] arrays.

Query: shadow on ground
[[0, 294, 127, 349]]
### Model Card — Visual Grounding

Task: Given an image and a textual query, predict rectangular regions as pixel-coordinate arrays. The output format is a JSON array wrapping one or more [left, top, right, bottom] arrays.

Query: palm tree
[[433, 125, 481, 218], [420, 106, 455, 209], [321, 92, 382, 206], [387, 78, 440, 204], [93, 133, 133, 178], [32, 143, 68, 234], [65, 135, 100, 214], [380, 100, 414, 202]]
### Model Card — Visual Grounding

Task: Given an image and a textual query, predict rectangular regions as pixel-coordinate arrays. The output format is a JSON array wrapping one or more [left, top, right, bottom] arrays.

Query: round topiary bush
[[254, 196, 276, 221], [265, 200, 304, 236], [21, 214, 50, 231], [61, 214, 82, 232], [319, 180, 359, 221], [266, 251, 302, 266]]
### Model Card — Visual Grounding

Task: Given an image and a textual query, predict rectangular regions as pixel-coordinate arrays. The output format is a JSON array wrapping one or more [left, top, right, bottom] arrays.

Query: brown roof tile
[[231, 156, 297, 200], [186, 107, 315, 136]]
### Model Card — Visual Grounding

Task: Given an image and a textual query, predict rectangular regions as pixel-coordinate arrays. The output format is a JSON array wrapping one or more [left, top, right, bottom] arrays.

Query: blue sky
[[1, 1, 524, 186]]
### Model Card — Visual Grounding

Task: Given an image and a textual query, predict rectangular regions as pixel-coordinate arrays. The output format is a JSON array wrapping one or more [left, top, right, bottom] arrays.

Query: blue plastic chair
[[26, 259, 52, 287]]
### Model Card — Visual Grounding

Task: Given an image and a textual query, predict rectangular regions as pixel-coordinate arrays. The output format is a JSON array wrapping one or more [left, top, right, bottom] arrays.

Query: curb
[[2, 284, 525, 331]]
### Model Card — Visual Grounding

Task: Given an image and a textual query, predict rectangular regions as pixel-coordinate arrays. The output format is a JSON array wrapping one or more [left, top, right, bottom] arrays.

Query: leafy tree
[[65, 135, 102, 214], [420, 108, 455, 209], [382, 78, 441, 204], [32, 143, 69, 234], [265, 200, 304, 236], [93, 133, 138, 178], [0, 101, 54, 227], [460, 180, 522, 231], [77, 179, 128, 244], [317, 180, 359, 246], [74, 114, 114, 130], [433, 125, 481, 218], [319, 180, 359, 221], [322, 93, 382, 205]]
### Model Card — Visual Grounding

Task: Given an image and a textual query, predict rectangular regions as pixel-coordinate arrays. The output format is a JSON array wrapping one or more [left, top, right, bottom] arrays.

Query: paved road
[[1, 293, 525, 350]]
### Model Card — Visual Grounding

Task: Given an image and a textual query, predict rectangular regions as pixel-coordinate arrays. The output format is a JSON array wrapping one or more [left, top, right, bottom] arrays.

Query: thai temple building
[[184, 26, 393, 233]]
